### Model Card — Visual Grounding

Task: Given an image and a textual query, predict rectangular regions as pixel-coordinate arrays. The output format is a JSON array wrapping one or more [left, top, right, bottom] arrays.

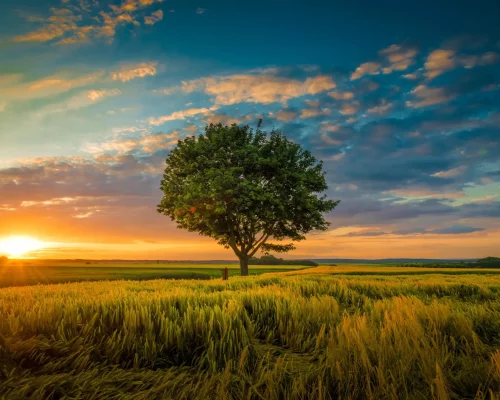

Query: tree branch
[[228, 235, 242, 258], [248, 233, 270, 258]]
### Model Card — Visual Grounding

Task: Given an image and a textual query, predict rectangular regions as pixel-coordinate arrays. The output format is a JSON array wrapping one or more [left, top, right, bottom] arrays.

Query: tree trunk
[[239, 257, 249, 276]]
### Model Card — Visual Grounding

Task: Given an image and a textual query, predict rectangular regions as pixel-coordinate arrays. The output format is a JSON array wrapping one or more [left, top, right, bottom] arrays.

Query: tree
[[157, 123, 339, 276]]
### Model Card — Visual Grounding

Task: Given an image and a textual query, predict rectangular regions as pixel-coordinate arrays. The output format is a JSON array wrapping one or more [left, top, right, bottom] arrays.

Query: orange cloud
[[12, 0, 164, 44], [148, 106, 218, 125], [300, 108, 331, 118], [350, 62, 381, 80], [157, 74, 336, 105], [87, 131, 181, 154], [203, 114, 254, 125], [144, 9, 163, 25], [340, 103, 358, 115], [407, 85, 453, 108], [111, 62, 157, 82], [269, 110, 298, 122], [379, 44, 418, 74], [424, 49, 457, 79], [1, 71, 104, 101], [367, 100, 392, 115], [329, 91, 354, 100]]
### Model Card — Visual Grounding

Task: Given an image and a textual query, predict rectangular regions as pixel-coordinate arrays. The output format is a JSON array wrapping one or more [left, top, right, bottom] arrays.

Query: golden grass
[[0, 272, 499, 399]]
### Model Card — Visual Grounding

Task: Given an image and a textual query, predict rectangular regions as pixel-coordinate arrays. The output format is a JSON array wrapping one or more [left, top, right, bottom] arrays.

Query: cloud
[[367, 100, 392, 115], [384, 188, 465, 200], [111, 62, 157, 82], [110, 0, 164, 14], [87, 89, 121, 101], [344, 230, 388, 237], [13, 0, 164, 44], [33, 89, 121, 116], [148, 106, 218, 125], [481, 177, 494, 184], [468, 195, 498, 203], [424, 49, 457, 79], [203, 114, 254, 125], [300, 108, 331, 119], [329, 91, 354, 100], [196, 8, 206, 14], [340, 103, 358, 115], [432, 166, 467, 178], [431, 225, 485, 234], [379, 44, 418, 74], [144, 9, 163, 25], [86, 131, 181, 154], [21, 197, 78, 207], [158, 73, 336, 105], [351, 62, 381, 80], [407, 85, 453, 108], [403, 73, 419, 80], [1, 71, 104, 100], [269, 110, 298, 122], [424, 48, 498, 79], [459, 52, 499, 69]]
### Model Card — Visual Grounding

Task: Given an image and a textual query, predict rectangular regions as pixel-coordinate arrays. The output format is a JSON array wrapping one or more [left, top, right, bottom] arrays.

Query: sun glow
[[0, 236, 45, 258]]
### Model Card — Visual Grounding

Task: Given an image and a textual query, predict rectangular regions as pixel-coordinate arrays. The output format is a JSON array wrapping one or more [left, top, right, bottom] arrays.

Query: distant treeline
[[399, 257, 500, 269], [249, 255, 318, 266]]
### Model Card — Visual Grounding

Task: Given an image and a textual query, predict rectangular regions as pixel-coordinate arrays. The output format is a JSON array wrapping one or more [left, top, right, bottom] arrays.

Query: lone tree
[[157, 124, 339, 275]]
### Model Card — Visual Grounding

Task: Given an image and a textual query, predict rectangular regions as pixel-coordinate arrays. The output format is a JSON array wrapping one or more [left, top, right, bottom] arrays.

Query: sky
[[0, 0, 499, 260]]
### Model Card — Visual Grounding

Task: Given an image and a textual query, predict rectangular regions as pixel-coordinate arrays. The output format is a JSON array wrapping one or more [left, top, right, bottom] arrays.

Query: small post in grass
[[221, 267, 229, 280]]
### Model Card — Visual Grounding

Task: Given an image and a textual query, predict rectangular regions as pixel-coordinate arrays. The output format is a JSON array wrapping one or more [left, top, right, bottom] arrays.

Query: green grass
[[0, 263, 308, 288], [1, 265, 500, 399]]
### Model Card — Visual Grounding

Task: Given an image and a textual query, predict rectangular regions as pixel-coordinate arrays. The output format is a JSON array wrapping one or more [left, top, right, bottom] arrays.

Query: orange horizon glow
[[0, 236, 47, 258], [1, 227, 498, 260]]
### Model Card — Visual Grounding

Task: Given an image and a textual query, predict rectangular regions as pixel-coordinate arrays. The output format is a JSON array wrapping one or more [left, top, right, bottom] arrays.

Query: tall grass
[[0, 273, 499, 399]]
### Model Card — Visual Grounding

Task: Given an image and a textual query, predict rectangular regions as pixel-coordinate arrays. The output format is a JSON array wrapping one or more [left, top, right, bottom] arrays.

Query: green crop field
[[1, 265, 500, 399], [0, 262, 308, 288]]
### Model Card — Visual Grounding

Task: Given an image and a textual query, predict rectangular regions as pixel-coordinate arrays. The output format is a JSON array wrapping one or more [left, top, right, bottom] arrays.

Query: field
[[3, 261, 500, 288], [1, 266, 500, 399], [0, 262, 307, 288]]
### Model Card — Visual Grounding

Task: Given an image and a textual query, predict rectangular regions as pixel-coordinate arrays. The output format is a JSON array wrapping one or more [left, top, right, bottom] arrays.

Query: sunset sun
[[0, 236, 45, 258]]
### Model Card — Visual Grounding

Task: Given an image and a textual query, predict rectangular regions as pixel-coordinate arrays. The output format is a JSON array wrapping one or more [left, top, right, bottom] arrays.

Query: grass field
[[1, 265, 500, 399], [0, 262, 307, 288], [3, 261, 500, 289]]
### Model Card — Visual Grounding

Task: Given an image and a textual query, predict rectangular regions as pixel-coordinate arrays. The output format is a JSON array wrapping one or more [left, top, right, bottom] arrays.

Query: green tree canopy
[[157, 123, 339, 275]]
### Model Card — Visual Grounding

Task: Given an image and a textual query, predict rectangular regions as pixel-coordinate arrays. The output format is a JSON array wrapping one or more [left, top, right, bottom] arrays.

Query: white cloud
[[432, 166, 467, 178]]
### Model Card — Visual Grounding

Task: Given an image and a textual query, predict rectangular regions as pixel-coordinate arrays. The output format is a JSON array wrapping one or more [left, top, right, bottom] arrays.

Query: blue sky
[[0, 0, 499, 259]]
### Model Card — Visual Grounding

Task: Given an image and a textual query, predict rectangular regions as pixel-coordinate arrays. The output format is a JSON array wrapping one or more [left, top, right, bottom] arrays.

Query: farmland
[[0, 262, 307, 288], [1, 265, 500, 399]]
